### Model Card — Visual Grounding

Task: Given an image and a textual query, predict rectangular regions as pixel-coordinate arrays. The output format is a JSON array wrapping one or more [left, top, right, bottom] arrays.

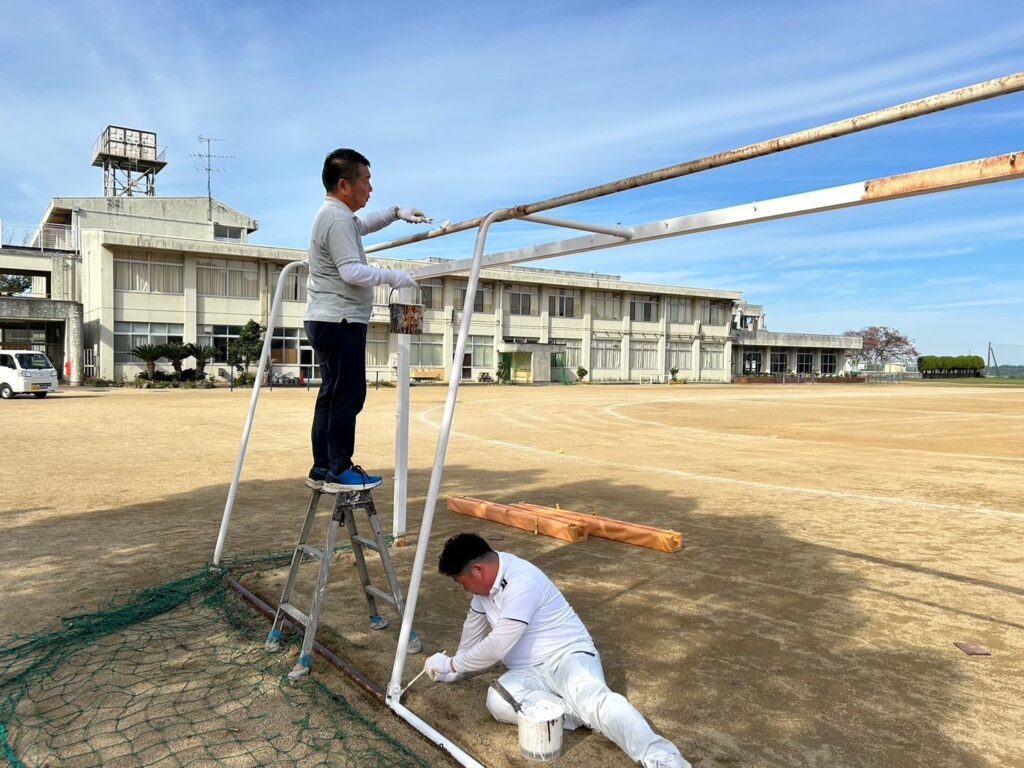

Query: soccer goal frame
[[213, 71, 1024, 766]]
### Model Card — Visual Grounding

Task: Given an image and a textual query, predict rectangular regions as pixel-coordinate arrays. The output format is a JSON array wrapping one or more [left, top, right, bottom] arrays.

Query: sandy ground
[[1, 382, 1022, 767]]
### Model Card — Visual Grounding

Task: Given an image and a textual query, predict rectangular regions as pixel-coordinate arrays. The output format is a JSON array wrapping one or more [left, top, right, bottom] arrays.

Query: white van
[[0, 350, 60, 399]]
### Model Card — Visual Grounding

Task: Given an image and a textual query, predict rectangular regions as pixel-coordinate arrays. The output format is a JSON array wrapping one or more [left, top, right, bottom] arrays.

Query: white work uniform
[[452, 553, 690, 768]]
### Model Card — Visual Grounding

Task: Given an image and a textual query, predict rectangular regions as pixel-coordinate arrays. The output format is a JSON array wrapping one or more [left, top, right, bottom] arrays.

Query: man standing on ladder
[[305, 148, 430, 493]]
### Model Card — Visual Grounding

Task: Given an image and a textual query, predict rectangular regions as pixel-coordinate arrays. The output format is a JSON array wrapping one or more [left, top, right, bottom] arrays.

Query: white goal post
[[211, 72, 1024, 766]]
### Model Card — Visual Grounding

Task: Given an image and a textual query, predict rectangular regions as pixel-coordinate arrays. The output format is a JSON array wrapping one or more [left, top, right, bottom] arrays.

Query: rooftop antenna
[[190, 135, 233, 221]]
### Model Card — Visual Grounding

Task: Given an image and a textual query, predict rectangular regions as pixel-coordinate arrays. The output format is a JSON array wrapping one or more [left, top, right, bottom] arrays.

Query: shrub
[[135, 370, 173, 382], [234, 370, 257, 387], [576, 366, 588, 382], [177, 368, 208, 383]]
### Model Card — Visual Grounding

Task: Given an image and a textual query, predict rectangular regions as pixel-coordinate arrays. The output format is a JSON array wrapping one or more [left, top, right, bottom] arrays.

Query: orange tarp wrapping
[[447, 497, 588, 543], [511, 502, 682, 553]]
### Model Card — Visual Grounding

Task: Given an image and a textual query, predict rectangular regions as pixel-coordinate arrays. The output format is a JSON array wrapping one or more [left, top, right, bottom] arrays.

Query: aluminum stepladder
[[264, 487, 422, 680]]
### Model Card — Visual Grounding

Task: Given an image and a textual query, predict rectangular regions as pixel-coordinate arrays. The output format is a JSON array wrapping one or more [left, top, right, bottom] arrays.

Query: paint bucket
[[388, 288, 423, 335], [517, 700, 565, 761]]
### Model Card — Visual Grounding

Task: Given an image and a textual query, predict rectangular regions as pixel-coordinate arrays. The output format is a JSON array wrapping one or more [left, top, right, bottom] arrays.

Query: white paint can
[[517, 700, 565, 761]]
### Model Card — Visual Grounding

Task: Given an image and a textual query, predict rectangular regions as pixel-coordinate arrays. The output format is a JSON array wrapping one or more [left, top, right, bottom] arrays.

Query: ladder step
[[365, 585, 398, 607], [279, 602, 310, 628], [351, 534, 381, 553], [298, 544, 324, 560]]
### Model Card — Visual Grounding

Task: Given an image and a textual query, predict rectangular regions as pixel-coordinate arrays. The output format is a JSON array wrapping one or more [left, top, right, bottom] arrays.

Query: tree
[[161, 341, 191, 378], [0, 274, 31, 296], [843, 326, 918, 366], [188, 343, 219, 378], [130, 344, 165, 380], [227, 320, 265, 372]]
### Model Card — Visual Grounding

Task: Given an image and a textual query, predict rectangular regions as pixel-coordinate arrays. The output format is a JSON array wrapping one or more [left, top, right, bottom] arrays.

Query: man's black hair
[[438, 533, 495, 576], [322, 148, 370, 192]]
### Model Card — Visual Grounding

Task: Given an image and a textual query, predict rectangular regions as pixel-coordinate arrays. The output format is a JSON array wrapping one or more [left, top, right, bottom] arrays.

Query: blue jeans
[[305, 320, 367, 476]]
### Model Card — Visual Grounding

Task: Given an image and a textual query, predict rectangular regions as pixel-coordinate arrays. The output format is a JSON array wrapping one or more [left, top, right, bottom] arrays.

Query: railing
[[90, 132, 167, 164], [0, 220, 78, 251]]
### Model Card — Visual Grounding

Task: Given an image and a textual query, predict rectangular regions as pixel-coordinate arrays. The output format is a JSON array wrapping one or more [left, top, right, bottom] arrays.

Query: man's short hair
[[438, 533, 495, 576], [322, 148, 370, 192]]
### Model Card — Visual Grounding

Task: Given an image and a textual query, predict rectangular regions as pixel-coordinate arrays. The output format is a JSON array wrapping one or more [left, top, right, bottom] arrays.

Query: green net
[[0, 553, 431, 768]]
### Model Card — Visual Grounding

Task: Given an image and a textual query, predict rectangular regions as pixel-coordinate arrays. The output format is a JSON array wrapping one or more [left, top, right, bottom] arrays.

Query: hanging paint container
[[518, 700, 565, 761], [389, 287, 423, 335]]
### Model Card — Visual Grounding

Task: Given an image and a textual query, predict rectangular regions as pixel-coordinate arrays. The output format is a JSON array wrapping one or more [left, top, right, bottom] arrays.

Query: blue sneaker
[[306, 466, 328, 490], [322, 465, 382, 493]]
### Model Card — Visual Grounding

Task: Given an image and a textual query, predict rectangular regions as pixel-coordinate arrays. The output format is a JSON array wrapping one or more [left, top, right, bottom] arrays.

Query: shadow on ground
[[0, 463, 984, 768]]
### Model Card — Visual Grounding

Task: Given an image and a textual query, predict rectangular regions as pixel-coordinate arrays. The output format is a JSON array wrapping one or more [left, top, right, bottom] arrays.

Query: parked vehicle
[[0, 350, 60, 399]]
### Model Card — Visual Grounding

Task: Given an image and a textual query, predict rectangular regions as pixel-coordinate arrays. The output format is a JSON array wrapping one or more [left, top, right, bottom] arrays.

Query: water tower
[[90, 126, 168, 197]]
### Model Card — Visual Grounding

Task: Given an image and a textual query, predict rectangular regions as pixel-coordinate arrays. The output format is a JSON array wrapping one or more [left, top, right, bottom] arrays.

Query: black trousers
[[305, 319, 367, 476]]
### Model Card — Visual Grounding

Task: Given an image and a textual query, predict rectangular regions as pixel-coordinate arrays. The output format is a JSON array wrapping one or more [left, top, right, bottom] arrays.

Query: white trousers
[[485, 642, 689, 768]]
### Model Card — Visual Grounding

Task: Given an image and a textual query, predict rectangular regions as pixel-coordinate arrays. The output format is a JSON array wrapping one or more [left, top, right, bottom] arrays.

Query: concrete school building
[[0, 196, 860, 385]]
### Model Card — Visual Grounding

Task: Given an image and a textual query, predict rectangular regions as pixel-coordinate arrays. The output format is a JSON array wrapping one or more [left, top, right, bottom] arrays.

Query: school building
[[0, 195, 861, 384]]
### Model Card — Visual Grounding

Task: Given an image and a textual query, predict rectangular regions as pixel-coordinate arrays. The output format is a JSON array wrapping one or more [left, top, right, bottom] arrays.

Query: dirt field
[[2, 382, 1022, 767]]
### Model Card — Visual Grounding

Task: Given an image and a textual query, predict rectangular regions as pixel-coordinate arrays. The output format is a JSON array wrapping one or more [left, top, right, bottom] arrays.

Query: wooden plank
[[511, 502, 683, 553], [447, 497, 587, 543]]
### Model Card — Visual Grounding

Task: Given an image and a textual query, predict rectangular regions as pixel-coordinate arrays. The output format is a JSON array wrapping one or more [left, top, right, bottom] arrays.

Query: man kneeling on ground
[[423, 533, 690, 768]]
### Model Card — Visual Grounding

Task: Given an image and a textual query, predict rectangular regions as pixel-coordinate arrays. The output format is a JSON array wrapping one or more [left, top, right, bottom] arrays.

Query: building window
[[270, 327, 304, 366], [821, 351, 837, 374], [701, 347, 724, 370], [630, 294, 659, 323], [197, 258, 258, 299], [411, 333, 443, 366], [272, 265, 307, 302], [699, 299, 727, 326], [548, 288, 581, 319], [666, 343, 691, 373], [630, 340, 658, 370], [507, 284, 540, 316], [366, 326, 390, 366], [454, 281, 494, 313], [420, 278, 444, 310], [667, 298, 693, 324], [115, 321, 184, 363], [467, 335, 493, 367], [213, 224, 244, 242], [771, 351, 789, 374], [797, 351, 814, 374], [591, 291, 622, 320], [197, 325, 243, 363], [591, 337, 622, 369], [742, 351, 763, 374], [114, 251, 183, 294], [550, 338, 581, 369]]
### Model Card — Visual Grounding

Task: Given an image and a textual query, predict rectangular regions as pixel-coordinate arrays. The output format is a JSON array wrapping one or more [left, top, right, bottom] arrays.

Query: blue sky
[[2, 0, 1022, 355]]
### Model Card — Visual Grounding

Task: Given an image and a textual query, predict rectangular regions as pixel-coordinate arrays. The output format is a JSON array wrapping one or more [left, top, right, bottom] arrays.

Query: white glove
[[397, 207, 432, 224], [386, 270, 417, 290], [424, 652, 461, 683]]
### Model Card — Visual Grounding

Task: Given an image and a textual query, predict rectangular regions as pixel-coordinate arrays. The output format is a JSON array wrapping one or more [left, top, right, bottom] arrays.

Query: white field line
[[601, 401, 1024, 465], [418, 403, 1024, 521]]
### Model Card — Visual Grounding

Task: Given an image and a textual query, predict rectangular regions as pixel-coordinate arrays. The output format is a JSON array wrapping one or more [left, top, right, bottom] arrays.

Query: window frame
[[548, 288, 582, 319], [629, 294, 660, 323], [507, 284, 540, 317], [591, 291, 622, 321]]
